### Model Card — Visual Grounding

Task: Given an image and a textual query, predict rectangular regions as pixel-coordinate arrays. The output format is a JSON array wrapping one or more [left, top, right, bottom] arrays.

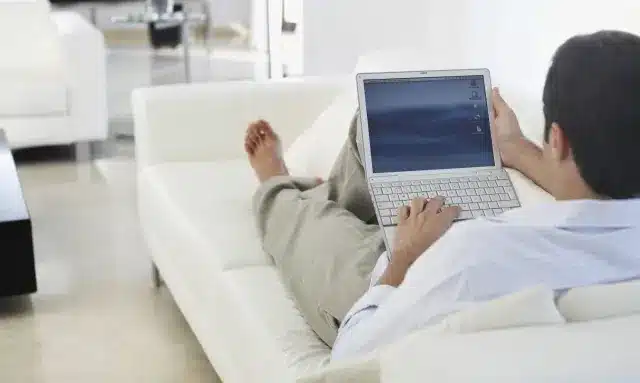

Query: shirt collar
[[495, 198, 640, 228]]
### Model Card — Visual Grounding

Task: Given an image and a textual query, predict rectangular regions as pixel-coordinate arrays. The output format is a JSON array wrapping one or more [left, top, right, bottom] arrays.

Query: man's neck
[[555, 181, 602, 201]]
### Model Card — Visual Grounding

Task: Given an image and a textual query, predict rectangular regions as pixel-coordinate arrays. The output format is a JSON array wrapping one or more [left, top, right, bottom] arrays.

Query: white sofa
[[0, 1, 107, 149], [133, 51, 640, 382]]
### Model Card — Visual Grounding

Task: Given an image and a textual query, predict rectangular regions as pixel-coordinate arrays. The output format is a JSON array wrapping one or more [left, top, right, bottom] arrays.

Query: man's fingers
[[409, 198, 426, 218], [492, 87, 514, 115], [423, 196, 445, 215], [398, 205, 410, 222], [492, 87, 504, 105], [492, 87, 506, 114], [439, 206, 461, 223]]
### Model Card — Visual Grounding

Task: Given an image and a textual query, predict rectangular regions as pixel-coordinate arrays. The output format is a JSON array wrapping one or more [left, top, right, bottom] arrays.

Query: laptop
[[356, 69, 521, 249]]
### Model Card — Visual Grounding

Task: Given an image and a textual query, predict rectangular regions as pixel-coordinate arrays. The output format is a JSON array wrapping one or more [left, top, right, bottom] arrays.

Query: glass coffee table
[[111, 10, 207, 83]]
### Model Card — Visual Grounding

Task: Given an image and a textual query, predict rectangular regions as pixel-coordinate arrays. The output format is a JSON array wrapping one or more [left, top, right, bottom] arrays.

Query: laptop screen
[[363, 75, 495, 174]]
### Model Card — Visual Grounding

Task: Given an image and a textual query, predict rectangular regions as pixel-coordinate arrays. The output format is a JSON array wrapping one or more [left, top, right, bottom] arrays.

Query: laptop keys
[[374, 173, 520, 225]]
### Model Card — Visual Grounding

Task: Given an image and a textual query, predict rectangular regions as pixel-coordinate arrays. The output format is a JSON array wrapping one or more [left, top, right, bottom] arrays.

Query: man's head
[[542, 30, 640, 200]]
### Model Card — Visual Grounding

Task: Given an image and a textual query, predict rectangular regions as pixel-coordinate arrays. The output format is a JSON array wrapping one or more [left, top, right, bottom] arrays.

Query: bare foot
[[244, 120, 289, 183]]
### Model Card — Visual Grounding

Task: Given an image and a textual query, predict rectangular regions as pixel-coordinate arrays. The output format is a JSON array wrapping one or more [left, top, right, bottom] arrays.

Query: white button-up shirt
[[331, 199, 640, 360]]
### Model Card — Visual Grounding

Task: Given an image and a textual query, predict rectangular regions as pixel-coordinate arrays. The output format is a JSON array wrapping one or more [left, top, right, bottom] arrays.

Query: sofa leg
[[74, 141, 92, 162], [152, 263, 164, 288]]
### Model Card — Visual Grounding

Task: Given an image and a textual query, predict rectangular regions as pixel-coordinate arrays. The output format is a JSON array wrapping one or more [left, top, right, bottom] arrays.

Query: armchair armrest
[[133, 77, 348, 168], [52, 11, 108, 142]]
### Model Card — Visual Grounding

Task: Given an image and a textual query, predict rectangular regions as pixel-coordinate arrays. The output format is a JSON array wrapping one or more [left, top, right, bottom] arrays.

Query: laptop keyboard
[[373, 172, 520, 226]]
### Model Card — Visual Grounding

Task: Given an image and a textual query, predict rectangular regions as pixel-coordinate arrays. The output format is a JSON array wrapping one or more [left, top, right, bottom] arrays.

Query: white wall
[[302, 0, 474, 75], [462, 0, 640, 93], [302, 0, 640, 84]]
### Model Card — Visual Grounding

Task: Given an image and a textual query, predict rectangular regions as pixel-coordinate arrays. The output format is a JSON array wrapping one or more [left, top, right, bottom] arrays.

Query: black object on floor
[[148, 3, 183, 49], [49, 0, 127, 3], [0, 130, 37, 297]]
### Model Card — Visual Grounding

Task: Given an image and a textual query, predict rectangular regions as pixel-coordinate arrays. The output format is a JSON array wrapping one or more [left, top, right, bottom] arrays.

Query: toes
[[258, 120, 277, 140], [249, 120, 276, 141], [245, 130, 260, 155], [245, 136, 257, 155], [246, 128, 261, 147], [244, 141, 254, 155], [251, 121, 268, 142], [249, 136, 259, 152], [247, 121, 262, 135], [246, 120, 279, 157], [245, 127, 255, 147]]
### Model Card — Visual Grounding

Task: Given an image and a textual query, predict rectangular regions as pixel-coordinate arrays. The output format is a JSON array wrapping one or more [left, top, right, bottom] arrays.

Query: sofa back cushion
[[284, 50, 429, 179], [284, 85, 358, 179], [284, 49, 460, 179], [0, 0, 64, 75], [558, 279, 640, 322]]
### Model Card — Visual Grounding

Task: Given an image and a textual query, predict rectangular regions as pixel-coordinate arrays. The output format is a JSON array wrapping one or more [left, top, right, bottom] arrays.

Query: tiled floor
[[0, 146, 220, 380]]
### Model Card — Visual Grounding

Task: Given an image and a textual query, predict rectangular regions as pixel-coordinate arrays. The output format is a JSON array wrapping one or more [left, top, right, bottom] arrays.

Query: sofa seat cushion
[[1, 116, 71, 149], [140, 161, 272, 270], [0, 76, 68, 117], [222, 267, 330, 380]]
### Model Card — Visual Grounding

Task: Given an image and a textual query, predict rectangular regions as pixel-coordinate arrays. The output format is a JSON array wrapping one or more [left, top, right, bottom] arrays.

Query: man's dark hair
[[543, 30, 640, 199]]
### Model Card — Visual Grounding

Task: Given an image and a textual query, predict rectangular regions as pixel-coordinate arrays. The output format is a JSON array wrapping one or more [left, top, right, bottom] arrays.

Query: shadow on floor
[[0, 296, 34, 319], [11, 137, 134, 165]]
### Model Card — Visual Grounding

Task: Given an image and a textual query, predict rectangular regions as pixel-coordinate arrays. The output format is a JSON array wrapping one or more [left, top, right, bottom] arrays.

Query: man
[[244, 30, 640, 360]]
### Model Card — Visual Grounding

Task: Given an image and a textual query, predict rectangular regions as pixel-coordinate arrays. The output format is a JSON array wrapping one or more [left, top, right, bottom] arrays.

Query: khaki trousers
[[253, 115, 384, 346]]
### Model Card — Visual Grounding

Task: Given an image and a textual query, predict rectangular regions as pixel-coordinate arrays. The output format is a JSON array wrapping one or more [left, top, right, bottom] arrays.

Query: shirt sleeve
[[330, 224, 477, 361], [331, 285, 396, 360], [337, 252, 393, 333], [331, 219, 529, 362], [341, 285, 396, 329]]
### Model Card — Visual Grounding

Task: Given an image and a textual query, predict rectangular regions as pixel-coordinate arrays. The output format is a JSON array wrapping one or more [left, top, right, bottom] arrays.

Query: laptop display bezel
[[356, 69, 502, 180]]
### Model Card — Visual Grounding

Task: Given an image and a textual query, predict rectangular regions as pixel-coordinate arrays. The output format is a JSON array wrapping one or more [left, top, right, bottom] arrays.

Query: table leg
[[89, 6, 97, 25], [182, 20, 192, 83], [152, 263, 164, 288]]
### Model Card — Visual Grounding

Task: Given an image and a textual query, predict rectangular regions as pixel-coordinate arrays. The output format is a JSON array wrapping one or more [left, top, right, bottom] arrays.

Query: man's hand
[[492, 88, 526, 168], [379, 197, 459, 287], [492, 88, 555, 194]]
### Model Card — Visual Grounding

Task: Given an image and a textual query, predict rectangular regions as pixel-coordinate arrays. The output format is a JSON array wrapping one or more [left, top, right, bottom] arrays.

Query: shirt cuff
[[340, 285, 396, 329], [369, 251, 391, 288]]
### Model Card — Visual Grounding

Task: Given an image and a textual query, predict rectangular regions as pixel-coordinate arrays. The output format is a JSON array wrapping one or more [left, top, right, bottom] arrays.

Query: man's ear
[[549, 123, 571, 161]]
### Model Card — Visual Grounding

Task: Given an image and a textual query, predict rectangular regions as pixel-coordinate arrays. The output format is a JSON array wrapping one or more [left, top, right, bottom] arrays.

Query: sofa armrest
[[52, 11, 109, 142], [133, 77, 348, 168]]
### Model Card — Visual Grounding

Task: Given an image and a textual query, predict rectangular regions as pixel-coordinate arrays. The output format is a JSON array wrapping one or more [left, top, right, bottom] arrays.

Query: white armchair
[[0, 0, 108, 149]]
